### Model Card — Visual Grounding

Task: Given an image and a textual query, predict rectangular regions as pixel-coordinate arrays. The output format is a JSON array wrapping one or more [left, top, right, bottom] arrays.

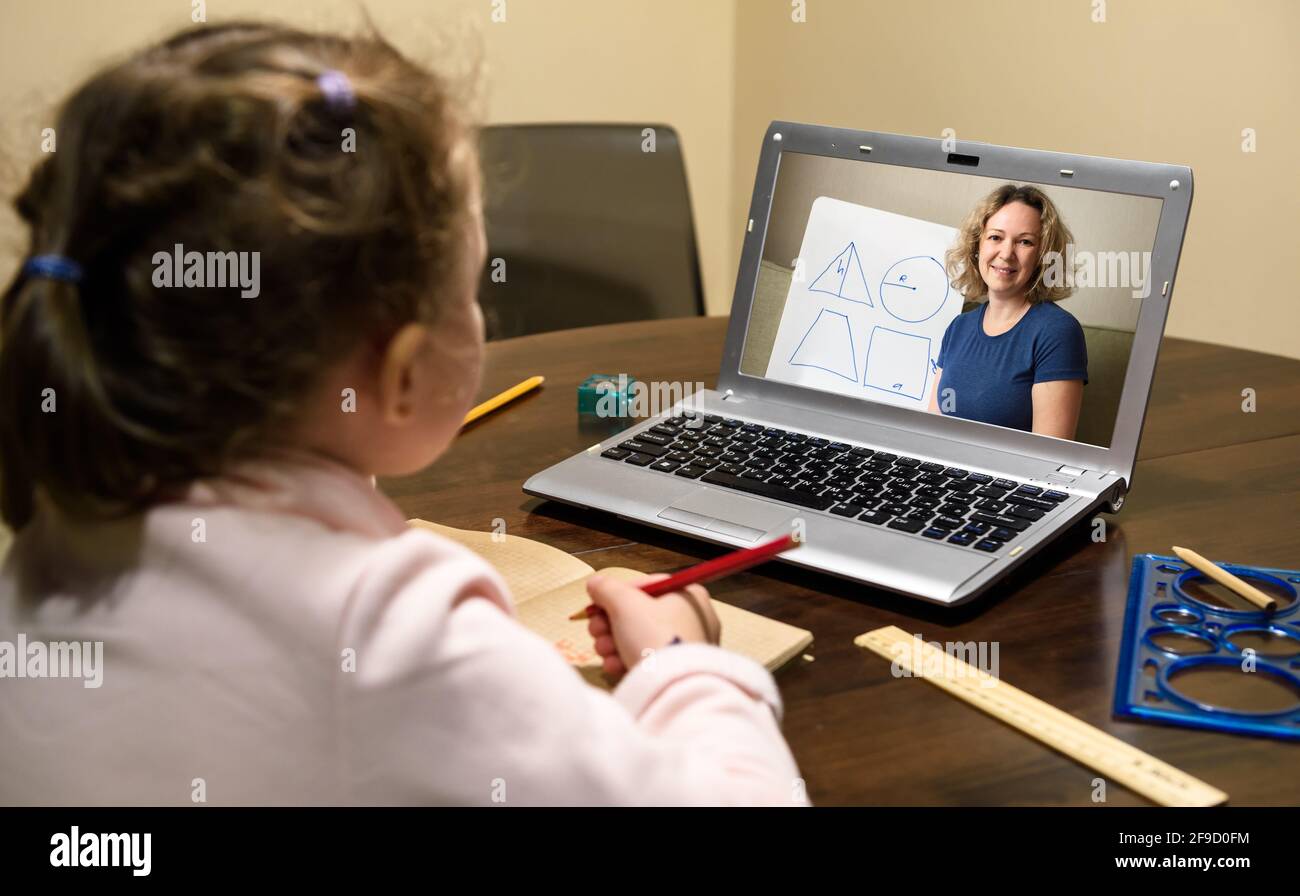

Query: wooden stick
[[1171, 546, 1276, 613]]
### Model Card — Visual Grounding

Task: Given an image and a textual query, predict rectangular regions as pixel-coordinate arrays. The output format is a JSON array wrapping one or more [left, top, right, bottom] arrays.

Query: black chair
[[476, 123, 705, 340]]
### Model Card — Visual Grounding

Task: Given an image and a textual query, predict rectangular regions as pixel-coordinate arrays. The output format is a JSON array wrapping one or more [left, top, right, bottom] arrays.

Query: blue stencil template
[[1114, 553, 1300, 741]]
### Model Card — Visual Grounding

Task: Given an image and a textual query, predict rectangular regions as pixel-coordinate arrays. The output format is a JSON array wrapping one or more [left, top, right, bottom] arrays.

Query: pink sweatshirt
[[0, 453, 806, 806]]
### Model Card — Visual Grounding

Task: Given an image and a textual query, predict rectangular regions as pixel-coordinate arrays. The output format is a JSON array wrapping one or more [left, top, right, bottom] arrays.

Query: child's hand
[[585, 573, 721, 680]]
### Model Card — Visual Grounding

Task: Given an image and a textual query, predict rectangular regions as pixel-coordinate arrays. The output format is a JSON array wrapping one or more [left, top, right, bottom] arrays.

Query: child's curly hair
[[1, 22, 479, 529]]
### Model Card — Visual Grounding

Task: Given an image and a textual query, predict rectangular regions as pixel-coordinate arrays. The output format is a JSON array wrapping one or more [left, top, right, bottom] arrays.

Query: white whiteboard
[[764, 197, 962, 409]]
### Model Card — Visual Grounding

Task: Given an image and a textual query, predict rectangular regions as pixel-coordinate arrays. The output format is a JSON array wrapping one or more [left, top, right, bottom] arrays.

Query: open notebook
[[409, 519, 813, 689]]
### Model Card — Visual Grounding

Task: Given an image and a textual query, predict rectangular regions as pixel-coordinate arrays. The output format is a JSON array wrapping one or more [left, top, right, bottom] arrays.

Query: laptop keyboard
[[598, 412, 1069, 553]]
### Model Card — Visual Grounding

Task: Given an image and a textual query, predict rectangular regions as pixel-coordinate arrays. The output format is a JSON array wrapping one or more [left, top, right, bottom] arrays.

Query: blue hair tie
[[316, 69, 355, 114], [23, 254, 84, 284]]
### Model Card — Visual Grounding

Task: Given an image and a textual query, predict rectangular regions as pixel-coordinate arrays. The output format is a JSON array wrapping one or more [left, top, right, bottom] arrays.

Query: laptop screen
[[738, 151, 1164, 448]]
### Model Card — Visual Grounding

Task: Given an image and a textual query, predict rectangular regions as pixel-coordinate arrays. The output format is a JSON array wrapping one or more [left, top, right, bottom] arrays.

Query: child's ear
[[376, 323, 433, 425]]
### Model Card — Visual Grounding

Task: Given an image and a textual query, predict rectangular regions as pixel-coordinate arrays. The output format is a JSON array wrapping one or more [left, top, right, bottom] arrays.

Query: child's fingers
[[587, 611, 611, 637], [602, 653, 626, 677], [593, 634, 616, 657]]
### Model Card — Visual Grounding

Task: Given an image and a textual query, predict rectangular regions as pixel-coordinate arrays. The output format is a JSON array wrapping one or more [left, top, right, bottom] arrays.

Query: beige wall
[[1, 0, 1295, 359], [733, 0, 1300, 361], [0, 0, 739, 315]]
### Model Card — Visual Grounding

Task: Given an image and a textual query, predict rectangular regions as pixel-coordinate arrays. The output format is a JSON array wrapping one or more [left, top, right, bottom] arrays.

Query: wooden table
[[382, 317, 1300, 806]]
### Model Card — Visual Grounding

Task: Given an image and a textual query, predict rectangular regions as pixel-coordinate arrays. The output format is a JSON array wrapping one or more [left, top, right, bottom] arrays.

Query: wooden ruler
[[855, 626, 1228, 807]]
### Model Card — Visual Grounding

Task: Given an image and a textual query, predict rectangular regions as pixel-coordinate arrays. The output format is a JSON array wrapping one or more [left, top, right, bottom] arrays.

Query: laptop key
[[704, 414, 723, 424], [693, 457, 721, 469], [887, 517, 926, 533], [963, 522, 991, 535], [766, 474, 794, 488], [1042, 489, 1069, 502], [943, 468, 969, 479], [620, 440, 668, 457], [990, 527, 1019, 541], [849, 447, 875, 458], [717, 462, 745, 476], [624, 453, 655, 467], [919, 462, 945, 473], [873, 452, 898, 463], [975, 499, 1006, 513], [650, 460, 681, 473], [934, 515, 964, 530], [937, 502, 970, 517], [740, 469, 769, 481], [649, 424, 678, 437], [1006, 505, 1044, 522], [1013, 485, 1043, 497], [974, 539, 1005, 552], [922, 527, 948, 539], [946, 480, 978, 494], [858, 509, 893, 525], [974, 486, 1008, 499], [667, 451, 695, 464], [947, 531, 977, 546], [1004, 494, 1056, 513], [992, 478, 1019, 490], [600, 447, 631, 460], [830, 503, 865, 517], [895, 457, 922, 468], [970, 512, 1030, 532], [700, 470, 835, 511], [966, 472, 993, 484], [720, 418, 742, 428], [637, 432, 673, 447]]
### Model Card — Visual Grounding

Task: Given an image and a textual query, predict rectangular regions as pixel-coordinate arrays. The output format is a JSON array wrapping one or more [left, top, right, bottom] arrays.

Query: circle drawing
[[879, 256, 950, 323]]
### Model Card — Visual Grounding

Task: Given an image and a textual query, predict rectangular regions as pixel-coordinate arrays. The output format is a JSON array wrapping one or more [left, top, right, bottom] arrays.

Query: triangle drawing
[[808, 242, 873, 306], [789, 308, 858, 382]]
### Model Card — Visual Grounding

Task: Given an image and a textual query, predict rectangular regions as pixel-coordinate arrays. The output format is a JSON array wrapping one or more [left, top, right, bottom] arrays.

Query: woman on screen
[[927, 184, 1088, 440]]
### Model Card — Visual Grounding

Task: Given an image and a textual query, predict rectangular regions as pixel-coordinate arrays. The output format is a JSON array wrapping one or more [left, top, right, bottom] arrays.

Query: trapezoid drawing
[[789, 308, 858, 382], [808, 242, 873, 306]]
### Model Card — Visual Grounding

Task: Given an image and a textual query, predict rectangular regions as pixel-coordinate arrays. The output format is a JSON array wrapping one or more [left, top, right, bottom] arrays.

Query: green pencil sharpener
[[578, 374, 637, 418]]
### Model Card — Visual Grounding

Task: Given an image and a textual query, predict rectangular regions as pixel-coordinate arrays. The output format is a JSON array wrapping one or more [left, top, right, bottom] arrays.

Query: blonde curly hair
[[944, 183, 1075, 305]]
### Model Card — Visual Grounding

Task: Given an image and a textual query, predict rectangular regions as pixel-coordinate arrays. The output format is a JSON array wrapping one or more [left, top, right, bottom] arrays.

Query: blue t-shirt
[[936, 301, 1088, 432]]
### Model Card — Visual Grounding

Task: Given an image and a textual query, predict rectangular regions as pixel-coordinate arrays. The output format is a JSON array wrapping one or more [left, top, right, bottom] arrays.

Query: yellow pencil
[[1171, 546, 1277, 613], [463, 375, 545, 426]]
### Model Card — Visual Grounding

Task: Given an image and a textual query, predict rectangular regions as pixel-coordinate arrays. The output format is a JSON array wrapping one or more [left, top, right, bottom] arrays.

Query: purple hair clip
[[316, 69, 355, 115]]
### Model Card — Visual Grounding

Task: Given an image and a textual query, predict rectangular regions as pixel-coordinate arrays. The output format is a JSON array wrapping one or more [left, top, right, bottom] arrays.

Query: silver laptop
[[524, 122, 1192, 606]]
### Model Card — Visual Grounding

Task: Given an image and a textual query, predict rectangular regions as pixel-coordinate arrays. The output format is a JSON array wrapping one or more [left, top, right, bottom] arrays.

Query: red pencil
[[568, 533, 802, 620]]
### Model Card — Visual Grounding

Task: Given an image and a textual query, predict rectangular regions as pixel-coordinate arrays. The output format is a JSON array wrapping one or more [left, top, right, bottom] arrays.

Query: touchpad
[[658, 487, 796, 543]]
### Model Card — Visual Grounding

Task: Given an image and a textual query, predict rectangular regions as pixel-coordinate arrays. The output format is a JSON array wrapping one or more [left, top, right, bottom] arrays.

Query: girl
[[0, 23, 804, 806]]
